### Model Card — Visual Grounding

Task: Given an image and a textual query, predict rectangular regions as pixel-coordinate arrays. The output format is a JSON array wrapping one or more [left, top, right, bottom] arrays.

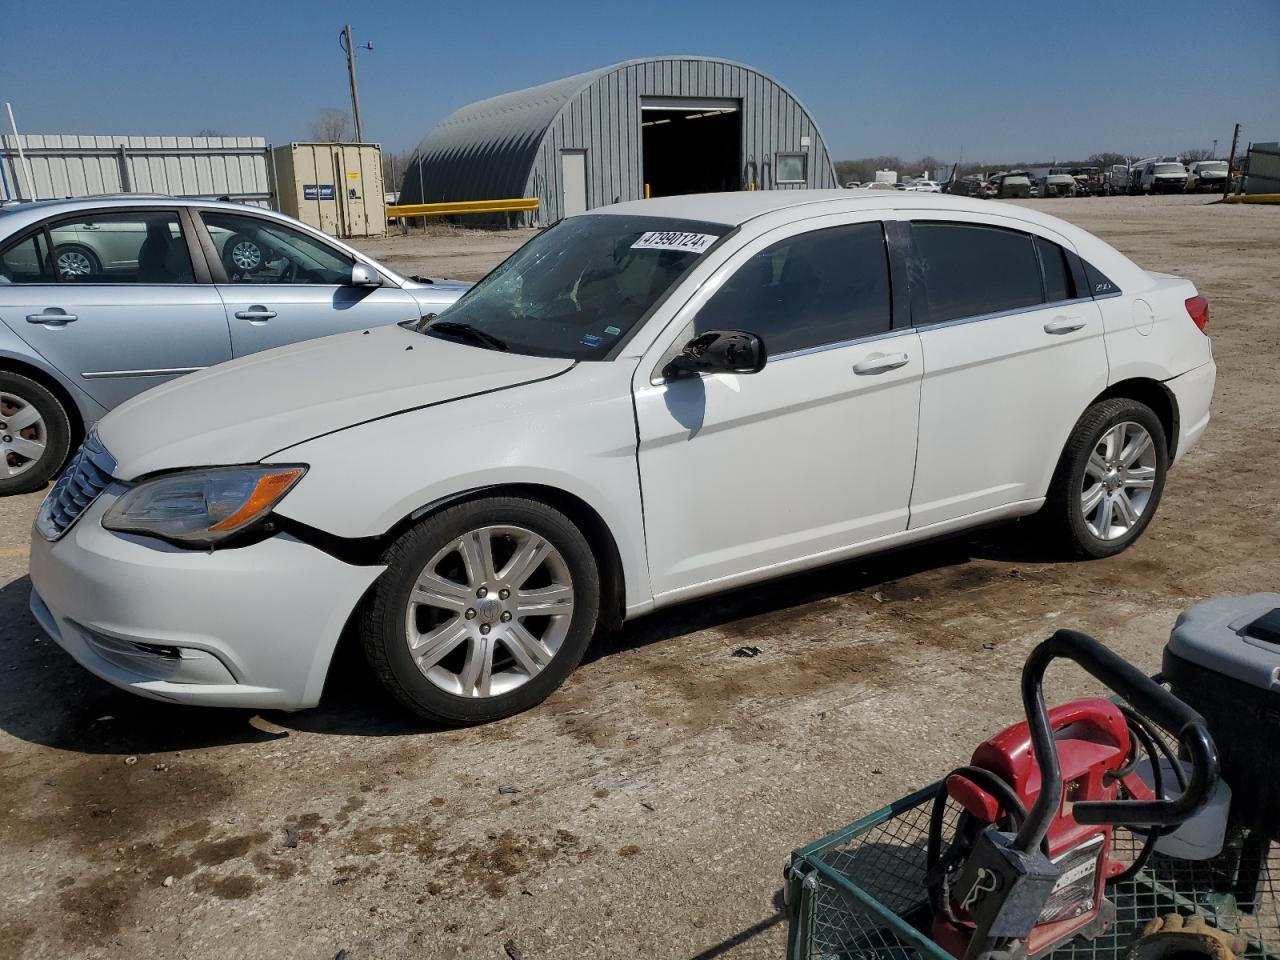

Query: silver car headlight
[[102, 465, 306, 546]]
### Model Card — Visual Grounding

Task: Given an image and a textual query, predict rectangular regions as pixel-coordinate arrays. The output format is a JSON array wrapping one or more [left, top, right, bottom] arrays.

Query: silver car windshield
[[421, 214, 730, 360]]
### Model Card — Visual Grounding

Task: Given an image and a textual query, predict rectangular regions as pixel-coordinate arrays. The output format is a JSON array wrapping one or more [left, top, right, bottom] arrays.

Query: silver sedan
[[0, 197, 468, 494]]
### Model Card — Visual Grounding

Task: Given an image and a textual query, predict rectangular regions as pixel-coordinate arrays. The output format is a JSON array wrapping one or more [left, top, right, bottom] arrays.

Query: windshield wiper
[[425, 319, 510, 352]]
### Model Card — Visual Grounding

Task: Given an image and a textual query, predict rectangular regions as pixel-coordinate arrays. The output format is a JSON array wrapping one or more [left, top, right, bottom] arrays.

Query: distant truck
[[1186, 160, 1228, 192], [874, 169, 898, 185], [1103, 164, 1131, 196], [1139, 160, 1187, 194]]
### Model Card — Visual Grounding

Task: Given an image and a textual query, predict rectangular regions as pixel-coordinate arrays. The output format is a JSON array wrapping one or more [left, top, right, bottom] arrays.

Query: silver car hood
[[96, 325, 573, 480]]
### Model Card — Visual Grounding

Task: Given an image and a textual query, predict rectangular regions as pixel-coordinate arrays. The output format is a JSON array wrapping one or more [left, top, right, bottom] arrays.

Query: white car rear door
[[904, 214, 1109, 528]]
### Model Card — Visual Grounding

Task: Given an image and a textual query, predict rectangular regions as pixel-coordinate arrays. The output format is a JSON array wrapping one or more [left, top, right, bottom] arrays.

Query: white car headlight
[[102, 465, 306, 546]]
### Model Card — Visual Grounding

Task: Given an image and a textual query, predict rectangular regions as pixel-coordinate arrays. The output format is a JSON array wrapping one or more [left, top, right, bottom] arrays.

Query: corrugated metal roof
[[399, 57, 836, 212], [400, 66, 609, 204]]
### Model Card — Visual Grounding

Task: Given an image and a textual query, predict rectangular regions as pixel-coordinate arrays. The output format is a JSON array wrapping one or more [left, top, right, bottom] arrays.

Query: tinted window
[[911, 222, 1043, 324], [1036, 237, 1076, 303], [201, 212, 353, 284], [694, 222, 892, 355], [47, 212, 193, 283], [425, 215, 729, 360], [0, 231, 54, 284]]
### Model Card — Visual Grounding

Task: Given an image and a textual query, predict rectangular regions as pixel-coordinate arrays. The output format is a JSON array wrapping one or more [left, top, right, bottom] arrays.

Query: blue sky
[[2, 0, 1277, 164]]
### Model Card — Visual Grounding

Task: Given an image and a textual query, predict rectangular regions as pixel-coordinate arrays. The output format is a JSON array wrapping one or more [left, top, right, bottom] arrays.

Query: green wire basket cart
[[784, 769, 1278, 960]]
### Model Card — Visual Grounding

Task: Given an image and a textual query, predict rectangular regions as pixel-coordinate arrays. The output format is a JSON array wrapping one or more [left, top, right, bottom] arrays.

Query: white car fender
[[266, 361, 656, 617]]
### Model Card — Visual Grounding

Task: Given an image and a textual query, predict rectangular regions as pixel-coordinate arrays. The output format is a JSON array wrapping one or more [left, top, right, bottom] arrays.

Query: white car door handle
[[853, 352, 910, 375], [1043, 316, 1086, 335], [235, 308, 277, 322], [26, 312, 78, 325]]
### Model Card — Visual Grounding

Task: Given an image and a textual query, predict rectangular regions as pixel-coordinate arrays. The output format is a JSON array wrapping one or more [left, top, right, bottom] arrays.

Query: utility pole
[[1226, 123, 1242, 194], [4, 102, 36, 201], [340, 24, 373, 142], [1212, 138, 1219, 159]]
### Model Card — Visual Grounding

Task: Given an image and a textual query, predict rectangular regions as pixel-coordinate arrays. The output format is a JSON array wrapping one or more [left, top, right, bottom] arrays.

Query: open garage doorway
[[641, 98, 742, 198]]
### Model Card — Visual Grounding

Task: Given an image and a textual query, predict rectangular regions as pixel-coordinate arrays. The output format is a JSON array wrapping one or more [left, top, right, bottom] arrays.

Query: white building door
[[560, 150, 587, 216]]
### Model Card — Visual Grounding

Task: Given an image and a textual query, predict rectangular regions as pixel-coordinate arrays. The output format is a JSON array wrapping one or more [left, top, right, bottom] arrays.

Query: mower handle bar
[[1013, 628, 1219, 854]]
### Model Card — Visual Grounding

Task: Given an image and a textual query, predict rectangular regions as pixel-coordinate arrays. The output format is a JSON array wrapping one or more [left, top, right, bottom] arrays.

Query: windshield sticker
[[631, 231, 718, 255], [579, 334, 605, 348], [604, 325, 622, 336]]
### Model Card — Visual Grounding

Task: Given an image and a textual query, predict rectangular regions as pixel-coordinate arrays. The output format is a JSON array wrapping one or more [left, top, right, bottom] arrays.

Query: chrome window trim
[[81, 367, 205, 379], [912, 295, 1098, 333], [770, 325, 915, 361]]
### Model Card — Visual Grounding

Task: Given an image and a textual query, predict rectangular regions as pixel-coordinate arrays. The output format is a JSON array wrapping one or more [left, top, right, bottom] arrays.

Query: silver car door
[[195, 209, 420, 356], [0, 208, 232, 410]]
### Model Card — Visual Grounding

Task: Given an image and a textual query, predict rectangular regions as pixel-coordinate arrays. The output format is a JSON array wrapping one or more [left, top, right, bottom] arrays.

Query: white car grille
[[36, 432, 117, 541]]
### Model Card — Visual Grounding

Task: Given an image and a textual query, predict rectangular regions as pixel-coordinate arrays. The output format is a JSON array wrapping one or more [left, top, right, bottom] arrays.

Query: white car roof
[[587, 189, 1143, 291], [592, 189, 1055, 229]]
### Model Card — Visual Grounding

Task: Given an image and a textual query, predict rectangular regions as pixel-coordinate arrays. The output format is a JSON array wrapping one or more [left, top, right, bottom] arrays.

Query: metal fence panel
[[0, 134, 271, 205]]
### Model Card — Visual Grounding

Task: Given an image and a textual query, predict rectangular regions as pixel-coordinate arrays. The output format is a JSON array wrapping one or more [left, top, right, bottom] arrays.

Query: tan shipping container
[[272, 142, 386, 238]]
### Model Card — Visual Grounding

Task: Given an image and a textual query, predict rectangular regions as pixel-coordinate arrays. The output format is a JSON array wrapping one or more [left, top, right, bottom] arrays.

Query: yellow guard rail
[[387, 197, 540, 218]]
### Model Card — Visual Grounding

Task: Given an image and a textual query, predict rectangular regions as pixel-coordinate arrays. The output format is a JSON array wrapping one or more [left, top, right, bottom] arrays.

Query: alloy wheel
[[1081, 421, 1157, 541], [404, 525, 575, 698], [0, 392, 47, 478], [56, 249, 93, 279], [230, 240, 262, 271]]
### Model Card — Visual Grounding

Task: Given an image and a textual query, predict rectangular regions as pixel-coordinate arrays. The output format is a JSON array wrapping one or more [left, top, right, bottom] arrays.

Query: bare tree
[[380, 149, 417, 195], [195, 128, 225, 138], [1180, 146, 1216, 162], [1089, 152, 1130, 169], [309, 109, 353, 143]]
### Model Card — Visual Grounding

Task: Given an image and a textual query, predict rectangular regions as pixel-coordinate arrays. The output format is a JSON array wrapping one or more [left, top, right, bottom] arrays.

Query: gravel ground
[[1, 195, 1276, 960]]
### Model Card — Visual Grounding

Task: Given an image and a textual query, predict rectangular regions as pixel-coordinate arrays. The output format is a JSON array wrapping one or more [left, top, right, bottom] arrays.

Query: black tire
[[0, 371, 74, 496], [1042, 398, 1169, 559], [360, 496, 601, 725], [53, 243, 100, 281]]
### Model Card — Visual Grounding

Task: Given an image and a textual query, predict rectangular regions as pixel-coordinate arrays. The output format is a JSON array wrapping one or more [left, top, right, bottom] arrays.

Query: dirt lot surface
[[1, 196, 1276, 959]]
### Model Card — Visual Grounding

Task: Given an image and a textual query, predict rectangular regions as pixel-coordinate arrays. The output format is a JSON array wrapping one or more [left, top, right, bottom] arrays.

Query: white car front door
[[633, 216, 922, 603], [905, 216, 1110, 528]]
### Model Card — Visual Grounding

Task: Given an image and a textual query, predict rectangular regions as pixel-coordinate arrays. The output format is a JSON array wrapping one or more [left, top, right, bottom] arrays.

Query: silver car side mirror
[[350, 263, 382, 287]]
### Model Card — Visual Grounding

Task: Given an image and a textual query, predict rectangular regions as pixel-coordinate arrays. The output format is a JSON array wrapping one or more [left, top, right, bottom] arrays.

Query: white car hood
[[97, 325, 573, 480]]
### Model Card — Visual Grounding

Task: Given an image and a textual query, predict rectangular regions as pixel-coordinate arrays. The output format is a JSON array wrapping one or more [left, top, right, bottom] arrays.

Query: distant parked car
[[0, 197, 470, 494], [1141, 162, 1187, 194], [1041, 174, 1078, 198], [905, 179, 942, 193], [1186, 161, 1228, 193], [994, 173, 1033, 199]]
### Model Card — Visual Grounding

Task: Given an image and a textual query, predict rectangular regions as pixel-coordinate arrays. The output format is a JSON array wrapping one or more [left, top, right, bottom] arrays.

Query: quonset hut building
[[399, 56, 837, 225]]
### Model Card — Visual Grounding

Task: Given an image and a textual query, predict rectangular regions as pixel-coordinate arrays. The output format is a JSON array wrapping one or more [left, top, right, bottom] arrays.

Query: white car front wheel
[[360, 497, 600, 724]]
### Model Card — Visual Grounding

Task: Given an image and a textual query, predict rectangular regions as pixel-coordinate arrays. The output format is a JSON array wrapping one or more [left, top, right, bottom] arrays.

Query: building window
[[776, 152, 808, 184]]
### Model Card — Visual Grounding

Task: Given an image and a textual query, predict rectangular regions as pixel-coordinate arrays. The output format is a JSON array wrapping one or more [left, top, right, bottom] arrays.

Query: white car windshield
[[1154, 163, 1185, 174], [420, 214, 730, 359]]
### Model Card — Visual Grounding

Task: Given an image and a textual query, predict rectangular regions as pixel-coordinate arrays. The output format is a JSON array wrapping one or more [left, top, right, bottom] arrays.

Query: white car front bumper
[[29, 489, 385, 710]]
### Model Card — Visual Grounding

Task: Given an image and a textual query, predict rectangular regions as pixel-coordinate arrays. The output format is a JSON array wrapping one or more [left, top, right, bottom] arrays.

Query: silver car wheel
[[230, 240, 262, 272], [405, 525, 575, 699], [56, 249, 94, 279], [0, 392, 48, 477], [1081, 421, 1157, 541]]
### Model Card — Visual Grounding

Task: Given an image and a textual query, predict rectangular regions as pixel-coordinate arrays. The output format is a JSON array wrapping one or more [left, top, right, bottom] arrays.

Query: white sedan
[[29, 192, 1216, 724]]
